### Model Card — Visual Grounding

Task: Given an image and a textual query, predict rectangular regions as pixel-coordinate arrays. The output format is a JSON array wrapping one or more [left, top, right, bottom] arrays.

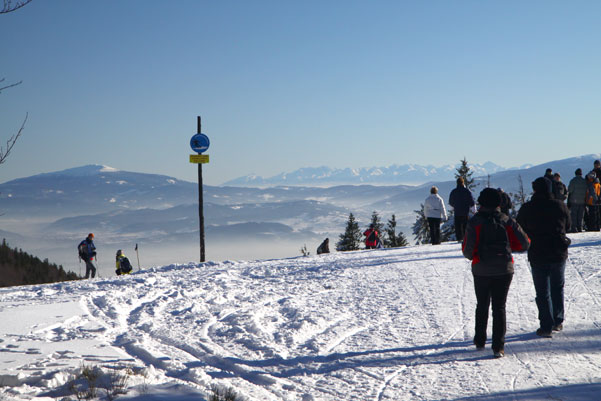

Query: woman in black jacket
[[463, 188, 530, 358]]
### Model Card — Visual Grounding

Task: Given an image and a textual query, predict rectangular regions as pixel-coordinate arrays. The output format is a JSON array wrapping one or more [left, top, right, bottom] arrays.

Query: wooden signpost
[[189, 116, 210, 262]]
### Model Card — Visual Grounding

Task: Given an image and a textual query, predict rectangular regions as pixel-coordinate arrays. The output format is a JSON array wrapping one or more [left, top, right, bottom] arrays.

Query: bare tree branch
[[0, 112, 27, 165], [0, 78, 23, 93], [1, 0, 32, 14]]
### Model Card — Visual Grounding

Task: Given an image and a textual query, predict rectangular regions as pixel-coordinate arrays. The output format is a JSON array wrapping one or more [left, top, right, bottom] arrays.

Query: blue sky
[[1, 1, 600, 185]]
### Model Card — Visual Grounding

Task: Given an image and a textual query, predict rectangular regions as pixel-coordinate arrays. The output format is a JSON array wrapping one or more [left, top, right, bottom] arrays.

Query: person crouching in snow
[[115, 250, 133, 275], [317, 238, 330, 255], [463, 188, 530, 358], [363, 224, 379, 249]]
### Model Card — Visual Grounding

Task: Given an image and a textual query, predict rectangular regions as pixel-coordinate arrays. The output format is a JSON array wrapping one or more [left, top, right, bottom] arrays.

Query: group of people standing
[[420, 163, 593, 358], [434, 162, 599, 358], [565, 160, 601, 232], [461, 177, 571, 358]]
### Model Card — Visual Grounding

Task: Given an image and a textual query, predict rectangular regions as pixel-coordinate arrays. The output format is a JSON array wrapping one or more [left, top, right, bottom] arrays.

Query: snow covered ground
[[1, 233, 601, 400]]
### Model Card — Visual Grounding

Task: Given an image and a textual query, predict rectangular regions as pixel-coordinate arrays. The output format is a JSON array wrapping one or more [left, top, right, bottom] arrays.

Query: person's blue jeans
[[530, 261, 566, 331]]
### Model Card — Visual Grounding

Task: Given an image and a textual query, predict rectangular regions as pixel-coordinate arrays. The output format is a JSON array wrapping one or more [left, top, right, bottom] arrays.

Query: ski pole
[[95, 255, 101, 278], [135, 243, 141, 271]]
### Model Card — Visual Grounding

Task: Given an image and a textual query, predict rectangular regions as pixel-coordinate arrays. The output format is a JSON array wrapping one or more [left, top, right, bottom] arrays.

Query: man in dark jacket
[[449, 177, 475, 242], [463, 188, 530, 358], [544, 169, 556, 199], [552, 173, 568, 202], [517, 177, 571, 338], [594, 160, 601, 183], [78, 233, 97, 279]]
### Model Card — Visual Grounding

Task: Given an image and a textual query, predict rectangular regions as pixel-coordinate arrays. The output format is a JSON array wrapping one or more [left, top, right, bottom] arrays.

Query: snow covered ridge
[[224, 162, 511, 187], [29, 164, 121, 178], [224, 154, 601, 187], [2, 233, 601, 400]]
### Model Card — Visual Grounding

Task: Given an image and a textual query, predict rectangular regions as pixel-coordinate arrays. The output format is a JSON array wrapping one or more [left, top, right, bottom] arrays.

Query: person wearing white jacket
[[424, 186, 448, 244]]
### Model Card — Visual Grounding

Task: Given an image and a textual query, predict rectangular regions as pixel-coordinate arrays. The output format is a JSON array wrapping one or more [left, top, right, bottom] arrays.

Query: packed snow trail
[[1, 234, 601, 400]]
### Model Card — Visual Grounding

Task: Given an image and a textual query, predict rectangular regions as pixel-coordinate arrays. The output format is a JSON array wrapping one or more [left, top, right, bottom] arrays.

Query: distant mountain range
[[1, 153, 600, 274], [223, 162, 520, 187]]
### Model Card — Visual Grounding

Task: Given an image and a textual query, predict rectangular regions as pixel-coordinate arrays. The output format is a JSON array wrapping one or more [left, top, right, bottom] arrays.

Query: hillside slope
[[1, 233, 600, 400]]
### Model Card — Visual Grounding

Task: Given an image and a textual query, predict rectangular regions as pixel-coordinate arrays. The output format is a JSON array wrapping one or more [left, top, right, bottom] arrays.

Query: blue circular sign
[[190, 133, 210, 154]]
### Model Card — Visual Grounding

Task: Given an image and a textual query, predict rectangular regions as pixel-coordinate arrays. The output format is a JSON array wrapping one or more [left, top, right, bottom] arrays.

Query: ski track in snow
[[1, 234, 601, 400]]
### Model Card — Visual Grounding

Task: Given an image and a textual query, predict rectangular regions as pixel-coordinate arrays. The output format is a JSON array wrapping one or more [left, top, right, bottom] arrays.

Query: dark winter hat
[[532, 177, 552, 195], [575, 168, 582, 176], [477, 188, 501, 208]]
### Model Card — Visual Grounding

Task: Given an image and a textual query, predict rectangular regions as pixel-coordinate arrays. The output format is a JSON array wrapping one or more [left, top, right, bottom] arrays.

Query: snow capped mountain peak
[[223, 162, 511, 187], [99, 165, 119, 173], [33, 164, 120, 178]]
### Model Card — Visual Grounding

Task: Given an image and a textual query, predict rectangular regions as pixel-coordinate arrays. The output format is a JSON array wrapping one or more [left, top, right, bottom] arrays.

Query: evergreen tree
[[368, 211, 385, 235], [455, 157, 477, 191], [412, 204, 430, 245], [384, 214, 408, 248], [336, 213, 362, 251], [0, 239, 78, 287]]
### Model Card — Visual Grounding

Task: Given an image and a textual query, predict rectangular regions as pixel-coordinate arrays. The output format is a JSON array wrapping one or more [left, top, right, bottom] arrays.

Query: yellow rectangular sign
[[190, 154, 210, 164]]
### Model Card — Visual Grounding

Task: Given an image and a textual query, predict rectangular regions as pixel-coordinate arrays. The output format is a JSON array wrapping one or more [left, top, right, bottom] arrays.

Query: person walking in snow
[[567, 168, 587, 232], [463, 188, 530, 358], [424, 186, 447, 245], [363, 224, 379, 249], [316, 238, 330, 255], [78, 233, 97, 279], [448, 177, 474, 242], [517, 177, 571, 338]]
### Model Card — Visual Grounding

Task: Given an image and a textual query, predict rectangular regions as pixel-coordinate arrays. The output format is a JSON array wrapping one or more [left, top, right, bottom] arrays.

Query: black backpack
[[478, 214, 511, 265], [120, 257, 133, 274], [78, 242, 87, 259]]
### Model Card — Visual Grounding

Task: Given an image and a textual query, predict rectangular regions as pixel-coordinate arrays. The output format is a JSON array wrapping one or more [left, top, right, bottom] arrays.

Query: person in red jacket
[[463, 188, 530, 358], [363, 224, 379, 249]]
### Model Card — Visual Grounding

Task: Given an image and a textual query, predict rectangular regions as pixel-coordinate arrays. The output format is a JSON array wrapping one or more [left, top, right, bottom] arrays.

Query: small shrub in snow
[[300, 244, 310, 256], [67, 363, 134, 400], [208, 384, 243, 401]]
